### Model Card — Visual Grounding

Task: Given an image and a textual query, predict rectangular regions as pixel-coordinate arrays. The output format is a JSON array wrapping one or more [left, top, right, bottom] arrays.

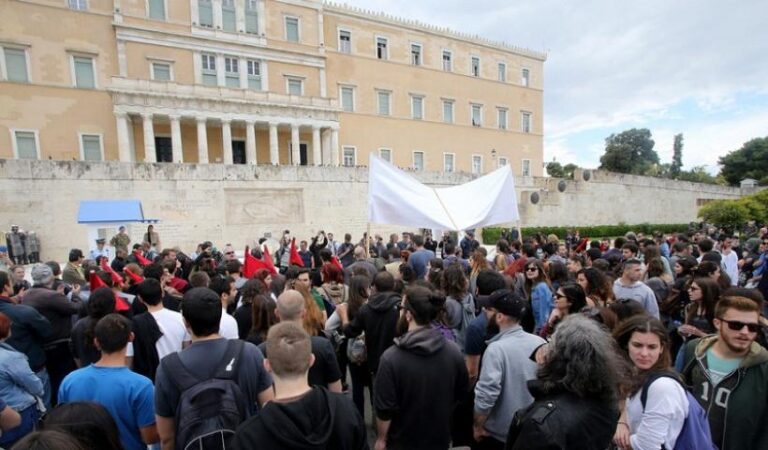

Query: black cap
[[96, 238, 106, 244], [478, 289, 527, 318]]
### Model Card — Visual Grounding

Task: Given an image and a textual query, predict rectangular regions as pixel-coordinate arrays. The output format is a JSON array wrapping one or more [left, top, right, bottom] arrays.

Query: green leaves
[[718, 137, 768, 186], [599, 128, 659, 174]]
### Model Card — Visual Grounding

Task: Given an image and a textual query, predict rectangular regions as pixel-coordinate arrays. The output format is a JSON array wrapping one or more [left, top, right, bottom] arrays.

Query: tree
[[599, 128, 659, 175], [546, 162, 579, 178], [670, 133, 683, 178], [718, 137, 768, 186], [698, 200, 750, 228], [677, 166, 718, 184]]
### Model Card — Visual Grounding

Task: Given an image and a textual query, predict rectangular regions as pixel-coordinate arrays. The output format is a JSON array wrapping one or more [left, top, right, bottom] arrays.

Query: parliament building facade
[[0, 0, 545, 175]]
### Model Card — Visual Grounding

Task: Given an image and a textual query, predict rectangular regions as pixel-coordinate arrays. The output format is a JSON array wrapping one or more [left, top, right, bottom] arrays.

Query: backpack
[[454, 293, 476, 351], [165, 339, 248, 450], [347, 332, 367, 365], [640, 372, 717, 450]]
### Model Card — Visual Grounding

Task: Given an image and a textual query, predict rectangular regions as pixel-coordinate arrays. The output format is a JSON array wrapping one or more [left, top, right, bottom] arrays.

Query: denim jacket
[[0, 342, 43, 410]]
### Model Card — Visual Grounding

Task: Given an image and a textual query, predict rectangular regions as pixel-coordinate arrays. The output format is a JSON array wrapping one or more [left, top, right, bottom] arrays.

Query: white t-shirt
[[627, 377, 688, 450], [721, 250, 739, 286], [152, 308, 190, 359], [220, 308, 239, 340]]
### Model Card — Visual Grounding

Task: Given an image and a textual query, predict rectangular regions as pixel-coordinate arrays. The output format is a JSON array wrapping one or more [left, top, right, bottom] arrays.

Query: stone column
[[330, 127, 339, 166], [169, 115, 183, 163], [269, 122, 279, 165], [115, 112, 131, 162], [222, 119, 233, 165], [291, 124, 300, 166], [245, 120, 257, 165], [141, 113, 156, 163], [312, 126, 321, 166], [196, 117, 209, 164]]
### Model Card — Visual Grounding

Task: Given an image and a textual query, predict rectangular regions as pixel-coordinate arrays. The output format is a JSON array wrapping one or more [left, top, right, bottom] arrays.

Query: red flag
[[133, 250, 152, 266], [331, 256, 343, 271], [261, 245, 278, 275], [100, 258, 124, 286], [124, 267, 144, 284], [289, 238, 304, 267], [89, 271, 108, 292], [243, 246, 269, 278]]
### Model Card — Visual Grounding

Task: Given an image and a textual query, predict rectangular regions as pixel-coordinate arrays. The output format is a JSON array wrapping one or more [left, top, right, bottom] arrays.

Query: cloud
[[342, 0, 768, 169]]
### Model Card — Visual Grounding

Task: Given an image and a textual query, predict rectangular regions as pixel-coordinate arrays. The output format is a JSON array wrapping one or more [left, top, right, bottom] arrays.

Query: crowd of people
[[0, 222, 767, 450]]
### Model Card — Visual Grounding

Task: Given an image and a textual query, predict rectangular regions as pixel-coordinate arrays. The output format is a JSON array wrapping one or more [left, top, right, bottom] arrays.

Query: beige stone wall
[[0, 159, 749, 261]]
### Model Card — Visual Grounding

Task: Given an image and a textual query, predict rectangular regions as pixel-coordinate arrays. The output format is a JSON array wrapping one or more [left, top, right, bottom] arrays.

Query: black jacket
[[506, 381, 619, 450], [131, 312, 163, 382], [232, 386, 368, 450], [374, 327, 469, 450], [0, 296, 51, 371], [22, 286, 81, 342], [343, 291, 401, 374]]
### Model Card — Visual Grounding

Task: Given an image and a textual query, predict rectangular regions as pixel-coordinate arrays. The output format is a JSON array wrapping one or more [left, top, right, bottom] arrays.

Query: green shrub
[[482, 223, 691, 243]]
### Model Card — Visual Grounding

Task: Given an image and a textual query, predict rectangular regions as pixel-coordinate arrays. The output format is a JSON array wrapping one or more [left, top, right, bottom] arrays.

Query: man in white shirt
[[209, 275, 239, 339], [720, 236, 739, 286]]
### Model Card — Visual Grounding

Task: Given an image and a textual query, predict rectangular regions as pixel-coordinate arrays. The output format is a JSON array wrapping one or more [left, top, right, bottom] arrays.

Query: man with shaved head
[[258, 290, 342, 392]]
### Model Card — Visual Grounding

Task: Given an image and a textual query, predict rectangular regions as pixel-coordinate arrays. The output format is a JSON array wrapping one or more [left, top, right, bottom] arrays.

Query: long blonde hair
[[291, 282, 325, 336]]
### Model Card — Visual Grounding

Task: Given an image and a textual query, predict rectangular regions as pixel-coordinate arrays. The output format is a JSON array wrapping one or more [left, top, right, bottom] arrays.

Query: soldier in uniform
[[109, 226, 131, 254], [5, 225, 27, 265], [89, 238, 111, 262], [25, 231, 40, 264]]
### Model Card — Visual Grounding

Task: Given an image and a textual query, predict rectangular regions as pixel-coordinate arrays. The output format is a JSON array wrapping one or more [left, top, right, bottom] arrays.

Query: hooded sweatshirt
[[231, 386, 367, 450], [374, 327, 468, 450], [681, 335, 768, 450], [344, 291, 401, 374]]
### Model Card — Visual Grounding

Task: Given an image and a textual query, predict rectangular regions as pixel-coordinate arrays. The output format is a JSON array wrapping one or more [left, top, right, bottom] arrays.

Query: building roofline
[[323, 1, 548, 62]]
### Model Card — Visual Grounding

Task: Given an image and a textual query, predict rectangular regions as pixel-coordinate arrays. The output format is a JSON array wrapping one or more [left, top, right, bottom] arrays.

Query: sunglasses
[[526, 267, 538, 272], [718, 318, 761, 333], [688, 286, 700, 292], [555, 293, 566, 299], [225, 252, 235, 255]]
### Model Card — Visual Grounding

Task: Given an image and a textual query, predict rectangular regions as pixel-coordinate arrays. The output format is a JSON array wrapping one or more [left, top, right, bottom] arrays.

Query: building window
[[376, 37, 388, 60], [377, 90, 391, 116], [521, 112, 532, 133], [148, 0, 165, 20], [68, 0, 87, 11], [522, 68, 530, 87], [498, 156, 508, 167], [2, 47, 29, 83], [287, 77, 303, 95], [497, 108, 508, 130], [224, 56, 239, 88], [12, 130, 39, 160], [413, 151, 425, 171], [471, 104, 483, 127], [444, 153, 455, 173], [151, 62, 172, 81], [379, 148, 392, 162], [522, 159, 531, 177], [245, 0, 259, 34], [285, 17, 299, 42], [80, 134, 103, 161], [442, 100, 454, 124], [201, 53, 217, 85], [222, 0, 236, 32], [339, 30, 351, 53], [472, 155, 483, 174], [72, 55, 96, 89], [340, 86, 355, 112], [342, 146, 356, 166], [471, 56, 480, 77], [411, 43, 422, 66], [198, 0, 213, 27], [442, 50, 452, 71], [246, 60, 261, 89], [498, 62, 506, 82], [411, 95, 424, 120]]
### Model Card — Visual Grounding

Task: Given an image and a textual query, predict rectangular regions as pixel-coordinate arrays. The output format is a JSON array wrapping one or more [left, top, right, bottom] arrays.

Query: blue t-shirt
[[705, 348, 742, 386], [408, 249, 435, 279], [59, 365, 155, 450], [465, 313, 489, 356]]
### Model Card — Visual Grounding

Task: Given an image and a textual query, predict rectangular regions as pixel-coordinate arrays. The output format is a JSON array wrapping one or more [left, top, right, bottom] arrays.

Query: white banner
[[368, 154, 519, 230]]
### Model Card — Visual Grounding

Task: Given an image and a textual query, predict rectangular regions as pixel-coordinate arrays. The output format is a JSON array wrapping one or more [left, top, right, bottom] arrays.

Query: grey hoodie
[[612, 279, 660, 318]]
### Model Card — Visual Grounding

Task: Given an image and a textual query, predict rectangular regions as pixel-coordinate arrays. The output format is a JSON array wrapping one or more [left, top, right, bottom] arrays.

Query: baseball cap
[[477, 289, 527, 318]]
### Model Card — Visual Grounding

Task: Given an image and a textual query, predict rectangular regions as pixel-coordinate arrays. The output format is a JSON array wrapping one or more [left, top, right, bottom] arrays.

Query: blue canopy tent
[[77, 200, 159, 258]]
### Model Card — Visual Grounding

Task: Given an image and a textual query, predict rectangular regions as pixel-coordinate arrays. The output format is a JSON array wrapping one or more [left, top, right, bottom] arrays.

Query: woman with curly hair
[[539, 283, 587, 340], [576, 267, 615, 307], [469, 249, 489, 297]]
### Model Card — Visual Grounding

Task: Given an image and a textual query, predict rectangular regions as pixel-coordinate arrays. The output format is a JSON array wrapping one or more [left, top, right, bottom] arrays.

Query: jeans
[[0, 403, 40, 447], [35, 368, 51, 410]]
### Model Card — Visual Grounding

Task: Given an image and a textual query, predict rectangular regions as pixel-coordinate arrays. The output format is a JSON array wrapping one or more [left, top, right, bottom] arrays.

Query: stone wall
[[0, 159, 751, 260]]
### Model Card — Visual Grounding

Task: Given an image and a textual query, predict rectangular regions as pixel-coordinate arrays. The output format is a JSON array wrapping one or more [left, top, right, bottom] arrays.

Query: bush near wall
[[482, 224, 691, 243]]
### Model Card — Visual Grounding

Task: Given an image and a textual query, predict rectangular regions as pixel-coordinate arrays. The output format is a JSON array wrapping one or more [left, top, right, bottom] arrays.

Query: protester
[[232, 322, 367, 450], [442, 264, 476, 352], [678, 277, 719, 340], [407, 235, 436, 280], [208, 275, 240, 340], [58, 314, 158, 450], [539, 282, 587, 340], [523, 259, 554, 333], [474, 289, 546, 449], [506, 315, 624, 450], [576, 267, 614, 306], [612, 259, 660, 318], [373, 285, 468, 450], [41, 401, 124, 450], [69, 287, 115, 367]]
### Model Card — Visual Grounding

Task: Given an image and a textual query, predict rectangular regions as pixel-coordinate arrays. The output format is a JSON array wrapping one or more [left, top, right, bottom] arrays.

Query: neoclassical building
[[0, 0, 545, 175]]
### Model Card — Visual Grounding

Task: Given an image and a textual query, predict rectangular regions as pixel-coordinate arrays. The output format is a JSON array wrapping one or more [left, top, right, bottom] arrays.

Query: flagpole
[[365, 223, 371, 259]]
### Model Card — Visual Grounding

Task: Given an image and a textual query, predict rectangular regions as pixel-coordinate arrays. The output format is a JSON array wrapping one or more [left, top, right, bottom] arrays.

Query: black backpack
[[165, 339, 248, 450]]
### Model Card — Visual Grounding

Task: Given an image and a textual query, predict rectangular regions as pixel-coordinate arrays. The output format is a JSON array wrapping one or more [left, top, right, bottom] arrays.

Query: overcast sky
[[342, 0, 768, 172]]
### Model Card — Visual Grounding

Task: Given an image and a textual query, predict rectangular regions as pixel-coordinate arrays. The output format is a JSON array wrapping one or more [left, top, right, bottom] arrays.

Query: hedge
[[482, 223, 692, 243]]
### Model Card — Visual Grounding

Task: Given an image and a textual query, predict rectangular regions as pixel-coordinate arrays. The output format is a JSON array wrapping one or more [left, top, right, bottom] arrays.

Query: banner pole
[[365, 223, 371, 259]]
